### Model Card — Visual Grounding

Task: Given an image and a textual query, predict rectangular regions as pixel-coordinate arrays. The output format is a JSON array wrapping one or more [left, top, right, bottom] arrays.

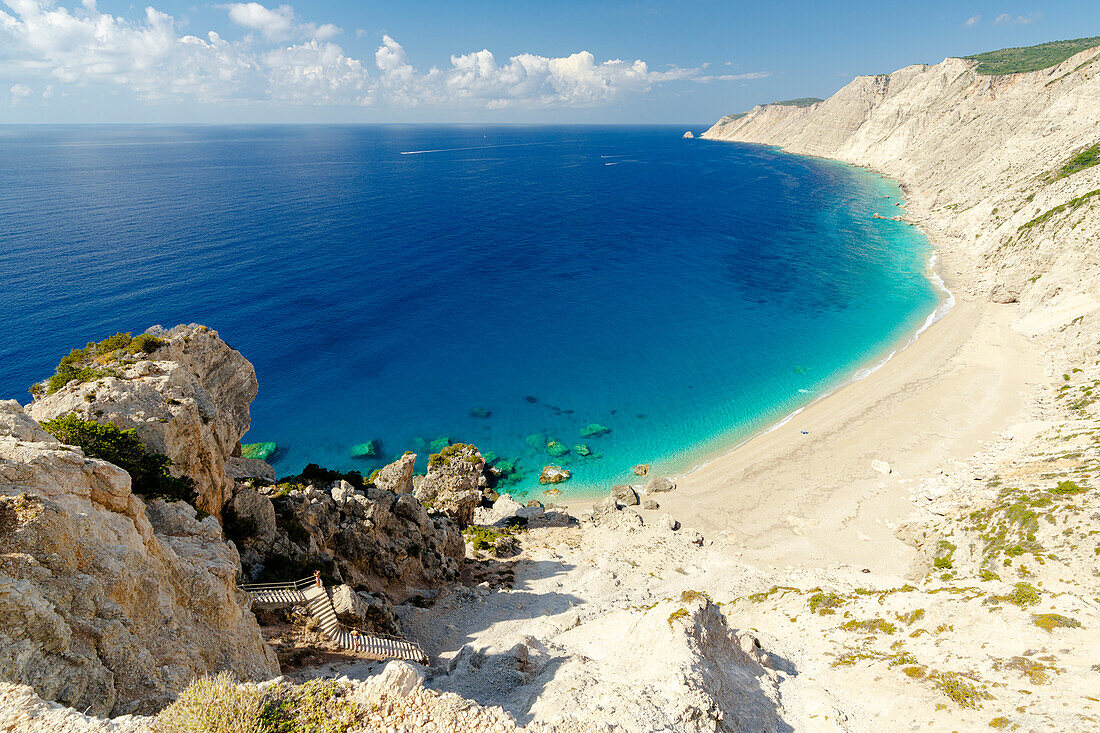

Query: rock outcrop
[[0, 402, 278, 716], [253, 471, 464, 602], [413, 444, 487, 528], [28, 325, 257, 518]]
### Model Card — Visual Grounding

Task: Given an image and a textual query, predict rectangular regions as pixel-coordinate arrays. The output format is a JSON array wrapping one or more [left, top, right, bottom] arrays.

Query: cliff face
[[27, 324, 257, 518], [703, 47, 1100, 341], [0, 402, 279, 717]]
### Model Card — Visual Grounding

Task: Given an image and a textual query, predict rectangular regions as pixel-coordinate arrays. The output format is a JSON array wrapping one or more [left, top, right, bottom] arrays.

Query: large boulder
[[27, 325, 258, 518], [373, 452, 416, 495], [413, 444, 486, 528], [0, 404, 278, 716], [226, 485, 277, 572], [225, 456, 275, 482], [330, 584, 400, 636], [611, 485, 639, 506]]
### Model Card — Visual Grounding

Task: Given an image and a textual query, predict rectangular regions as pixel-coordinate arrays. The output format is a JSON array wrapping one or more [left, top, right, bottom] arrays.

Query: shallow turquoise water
[[0, 125, 942, 499]]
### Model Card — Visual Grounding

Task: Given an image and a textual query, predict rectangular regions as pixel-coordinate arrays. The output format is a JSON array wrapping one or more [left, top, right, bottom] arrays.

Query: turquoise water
[[0, 125, 942, 500]]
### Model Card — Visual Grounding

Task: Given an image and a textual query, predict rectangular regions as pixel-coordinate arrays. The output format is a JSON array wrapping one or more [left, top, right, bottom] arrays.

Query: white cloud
[[701, 71, 772, 82], [994, 12, 1042, 26], [963, 15, 980, 27], [223, 2, 340, 41], [9, 81, 31, 103], [0, 1, 767, 110]]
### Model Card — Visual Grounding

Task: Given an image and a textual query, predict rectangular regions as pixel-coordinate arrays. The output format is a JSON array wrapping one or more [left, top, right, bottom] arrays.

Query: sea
[[0, 125, 945, 500]]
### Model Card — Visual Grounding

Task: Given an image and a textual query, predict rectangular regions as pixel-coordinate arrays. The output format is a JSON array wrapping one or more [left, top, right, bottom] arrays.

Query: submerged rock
[[539, 465, 571, 484], [348, 439, 381, 459], [524, 432, 548, 449], [242, 441, 277, 461], [574, 444, 592, 457], [430, 436, 453, 452], [546, 440, 570, 457], [470, 407, 492, 419], [580, 423, 611, 438], [633, 464, 650, 477]]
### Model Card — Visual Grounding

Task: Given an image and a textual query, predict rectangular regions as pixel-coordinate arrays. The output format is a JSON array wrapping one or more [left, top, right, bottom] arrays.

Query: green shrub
[[808, 592, 845, 615], [1058, 143, 1100, 178], [156, 672, 265, 733], [222, 504, 258, 546], [40, 331, 164, 395], [280, 463, 364, 490], [933, 672, 984, 708], [1051, 480, 1086, 495], [157, 675, 362, 733], [965, 37, 1100, 75], [260, 679, 362, 733], [127, 333, 165, 354], [1032, 613, 1083, 632], [41, 414, 195, 504], [667, 607, 689, 627], [840, 618, 897, 635]]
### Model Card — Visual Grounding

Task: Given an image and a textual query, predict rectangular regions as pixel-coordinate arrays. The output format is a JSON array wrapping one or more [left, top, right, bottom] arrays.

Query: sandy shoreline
[[563, 197, 1046, 574]]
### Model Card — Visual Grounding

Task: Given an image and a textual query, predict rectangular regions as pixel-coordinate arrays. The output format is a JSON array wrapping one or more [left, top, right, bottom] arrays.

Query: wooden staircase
[[242, 577, 428, 664]]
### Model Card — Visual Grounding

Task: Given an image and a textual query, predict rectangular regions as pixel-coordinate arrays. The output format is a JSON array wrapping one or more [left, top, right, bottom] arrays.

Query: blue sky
[[1, 0, 1097, 123]]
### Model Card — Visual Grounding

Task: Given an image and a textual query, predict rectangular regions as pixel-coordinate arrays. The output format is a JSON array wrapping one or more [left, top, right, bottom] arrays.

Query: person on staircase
[[350, 628, 362, 653], [313, 570, 322, 589]]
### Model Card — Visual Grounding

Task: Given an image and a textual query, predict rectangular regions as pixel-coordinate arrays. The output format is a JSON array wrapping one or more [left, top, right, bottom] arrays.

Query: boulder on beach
[[540, 465, 571, 484], [647, 476, 676, 493], [643, 498, 659, 510], [633, 463, 650, 477], [547, 440, 570, 457], [581, 423, 611, 438], [348, 439, 381, 459], [241, 441, 277, 461], [611, 484, 639, 506]]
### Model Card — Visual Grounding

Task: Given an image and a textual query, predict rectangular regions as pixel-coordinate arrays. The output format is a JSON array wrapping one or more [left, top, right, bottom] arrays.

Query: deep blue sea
[[0, 125, 943, 499]]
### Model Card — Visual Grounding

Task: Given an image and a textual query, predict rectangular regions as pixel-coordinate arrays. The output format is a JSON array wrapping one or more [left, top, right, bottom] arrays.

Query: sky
[[1, 0, 1098, 124]]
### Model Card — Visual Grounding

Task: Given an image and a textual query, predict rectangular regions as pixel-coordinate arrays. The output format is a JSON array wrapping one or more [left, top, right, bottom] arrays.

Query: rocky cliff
[[28, 324, 258, 518], [0, 401, 278, 717], [703, 45, 1100, 343]]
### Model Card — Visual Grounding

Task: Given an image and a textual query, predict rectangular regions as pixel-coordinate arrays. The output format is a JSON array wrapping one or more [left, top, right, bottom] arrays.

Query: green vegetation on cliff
[[770, 97, 823, 107], [40, 413, 195, 504], [964, 36, 1100, 75], [1057, 142, 1100, 179], [34, 331, 164, 396], [157, 673, 362, 733]]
